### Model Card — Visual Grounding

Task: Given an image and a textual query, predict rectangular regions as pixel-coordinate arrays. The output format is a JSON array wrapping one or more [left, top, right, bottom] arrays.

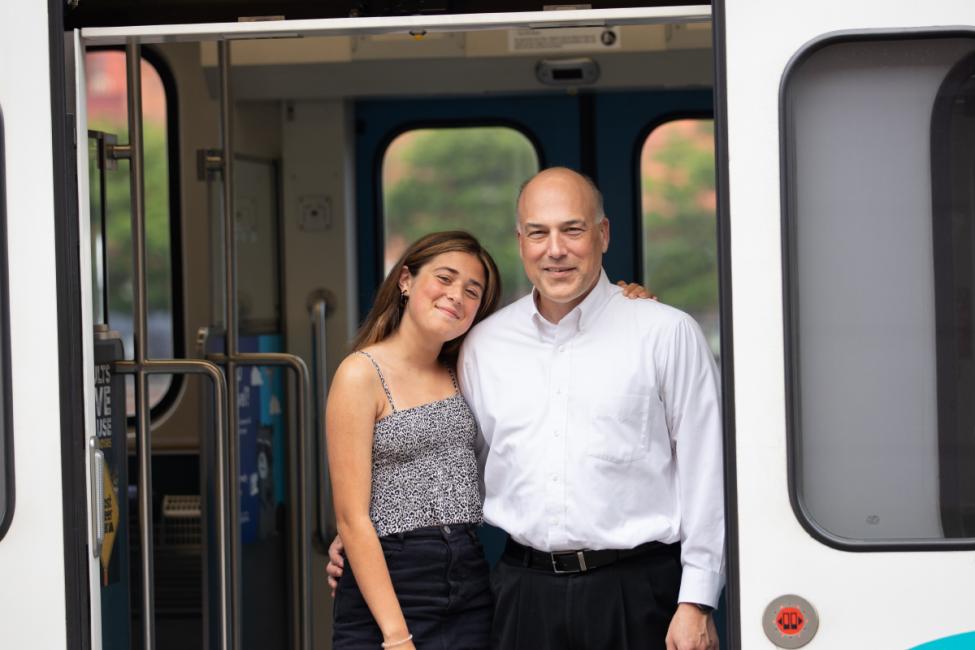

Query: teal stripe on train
[[910, 631, 975, 649]]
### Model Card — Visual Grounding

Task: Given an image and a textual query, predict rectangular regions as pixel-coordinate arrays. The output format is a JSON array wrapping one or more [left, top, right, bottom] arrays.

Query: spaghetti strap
[[356, 350, 397, 412], [447, 366, 460, 395]]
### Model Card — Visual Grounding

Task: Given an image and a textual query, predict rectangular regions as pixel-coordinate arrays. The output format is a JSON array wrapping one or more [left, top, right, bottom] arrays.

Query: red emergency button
[[775, 606, 805, 636], [763, 594, 818, 648]]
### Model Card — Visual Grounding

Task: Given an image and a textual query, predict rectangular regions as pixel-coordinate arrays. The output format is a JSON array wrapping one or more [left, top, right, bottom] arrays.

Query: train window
[[381, 127, 539, 306], [85, 50, 179, 416], [640, 118, 718, 356], [784, 36, 975, 545], [0, 107, 11, 541]]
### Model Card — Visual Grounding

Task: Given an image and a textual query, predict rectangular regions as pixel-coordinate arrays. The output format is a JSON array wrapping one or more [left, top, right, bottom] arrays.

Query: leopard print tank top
[[357, 351, 483, 537]]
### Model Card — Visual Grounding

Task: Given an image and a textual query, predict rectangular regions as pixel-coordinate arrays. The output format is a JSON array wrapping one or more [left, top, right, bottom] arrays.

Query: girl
[[327, 231, 502, 649]]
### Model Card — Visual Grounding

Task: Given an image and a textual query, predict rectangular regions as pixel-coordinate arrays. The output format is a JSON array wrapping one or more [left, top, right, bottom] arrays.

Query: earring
[[400, 290, 409, 307]]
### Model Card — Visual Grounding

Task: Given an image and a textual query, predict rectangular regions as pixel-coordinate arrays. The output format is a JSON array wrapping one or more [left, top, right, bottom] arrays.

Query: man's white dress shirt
[[458, 270, 725, 607]]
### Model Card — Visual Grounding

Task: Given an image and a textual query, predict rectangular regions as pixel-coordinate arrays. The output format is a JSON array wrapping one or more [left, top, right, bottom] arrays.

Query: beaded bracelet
[[381, 633, 413, 648]]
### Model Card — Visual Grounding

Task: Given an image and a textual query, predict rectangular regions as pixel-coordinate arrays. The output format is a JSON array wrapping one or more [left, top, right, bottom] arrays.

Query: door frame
[[72, 8, 729, 650], [710, 2, 740, 648]]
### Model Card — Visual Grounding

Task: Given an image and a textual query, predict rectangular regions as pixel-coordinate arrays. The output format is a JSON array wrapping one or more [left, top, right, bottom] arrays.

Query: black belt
[[503, 538, 675, 574]]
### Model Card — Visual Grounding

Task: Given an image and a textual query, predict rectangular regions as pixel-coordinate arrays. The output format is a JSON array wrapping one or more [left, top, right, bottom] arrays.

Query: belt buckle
[[550, 550, 588, 574]]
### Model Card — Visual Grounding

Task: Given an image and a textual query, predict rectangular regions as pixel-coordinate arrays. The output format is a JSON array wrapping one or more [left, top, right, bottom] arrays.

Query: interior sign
[[93, 358, 120, 585], [93, 327, 131, 647], [508, 27, 621, 53], [94, 363, 113, 439], [93, 330, 128, 594]]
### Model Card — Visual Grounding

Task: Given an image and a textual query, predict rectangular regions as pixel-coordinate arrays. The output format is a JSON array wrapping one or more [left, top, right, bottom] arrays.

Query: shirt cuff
[[677, 566, 724, 609]]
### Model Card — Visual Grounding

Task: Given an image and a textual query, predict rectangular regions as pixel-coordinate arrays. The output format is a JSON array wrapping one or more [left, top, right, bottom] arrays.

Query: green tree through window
[[641, 119, 719, 356], [382, 127, 539, 306], [86, 51, 174, 412]]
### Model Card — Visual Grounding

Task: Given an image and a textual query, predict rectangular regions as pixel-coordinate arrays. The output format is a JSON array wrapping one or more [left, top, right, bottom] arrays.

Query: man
[[332, 167, 724, 650]]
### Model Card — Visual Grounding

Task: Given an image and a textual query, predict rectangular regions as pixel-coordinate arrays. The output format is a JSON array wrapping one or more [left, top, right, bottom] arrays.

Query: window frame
[[0, 106, 14, 542], [87, 45, 185, 419], [366, 118, 545, 313], [780, 28, 975, 552]]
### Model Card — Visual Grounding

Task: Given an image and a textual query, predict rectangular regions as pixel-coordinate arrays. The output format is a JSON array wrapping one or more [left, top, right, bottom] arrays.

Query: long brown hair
[[351, 231, 502, 364]]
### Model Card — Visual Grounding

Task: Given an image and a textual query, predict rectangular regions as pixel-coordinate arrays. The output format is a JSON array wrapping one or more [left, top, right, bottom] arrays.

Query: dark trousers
[[491, 542, 682, 650], [333, 525, 493, 650]]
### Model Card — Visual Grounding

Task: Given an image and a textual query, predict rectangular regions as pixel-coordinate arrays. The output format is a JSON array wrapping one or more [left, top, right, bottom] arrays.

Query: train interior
[[74, 17, 719, 650]]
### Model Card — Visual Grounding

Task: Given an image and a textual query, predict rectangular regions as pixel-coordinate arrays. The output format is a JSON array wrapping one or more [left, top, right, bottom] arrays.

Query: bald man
[[456, 168, 724, 650]]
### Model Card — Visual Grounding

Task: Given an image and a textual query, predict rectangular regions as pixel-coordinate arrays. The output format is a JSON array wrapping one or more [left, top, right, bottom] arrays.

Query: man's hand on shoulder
[[616, 280, 658, 301], [665, 603, 718, 650]]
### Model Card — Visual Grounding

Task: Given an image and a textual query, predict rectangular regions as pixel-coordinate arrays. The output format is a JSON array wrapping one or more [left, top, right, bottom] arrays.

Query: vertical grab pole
[[217, 40, 242, 650], [217, 40, 310, 649], [191, 361, 231, 650], [125, 38, 155, 650], [292, 357, 312, 650], [311, 299, 335, 544], [206, 354, 233, 650]]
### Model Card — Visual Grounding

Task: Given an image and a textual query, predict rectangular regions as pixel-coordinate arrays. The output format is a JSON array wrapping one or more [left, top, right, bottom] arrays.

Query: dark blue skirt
[[332, 524, 493, 649]]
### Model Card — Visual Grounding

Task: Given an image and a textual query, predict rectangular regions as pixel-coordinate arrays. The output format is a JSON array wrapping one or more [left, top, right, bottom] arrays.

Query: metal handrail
[[114, 359, 232, 650], [310, 297, 336, 547], [216, 41, 243, 650], [205, 351, 313, 650]]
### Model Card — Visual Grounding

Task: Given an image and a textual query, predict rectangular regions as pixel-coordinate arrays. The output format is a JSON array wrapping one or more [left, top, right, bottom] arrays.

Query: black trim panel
[[780, 28, 975, 553], [0, 106, 14, 543], [930, 50, 975, 540], [65, 0, 708, 29], [51, 3, 92, 647], [579, 93, 598, 184], [711, 0, 740, 647]]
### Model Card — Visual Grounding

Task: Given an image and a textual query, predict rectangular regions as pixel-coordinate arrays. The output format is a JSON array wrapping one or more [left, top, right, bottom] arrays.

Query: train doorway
[[70, 8, 721, 650]]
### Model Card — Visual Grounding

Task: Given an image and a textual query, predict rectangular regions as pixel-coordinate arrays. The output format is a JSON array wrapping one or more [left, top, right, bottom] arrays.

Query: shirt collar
[[527, 269, 614, 338]]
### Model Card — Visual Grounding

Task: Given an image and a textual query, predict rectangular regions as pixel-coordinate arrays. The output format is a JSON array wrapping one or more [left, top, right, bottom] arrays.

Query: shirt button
[[558, 345, 565, 352], [551, 475, 558, 483]]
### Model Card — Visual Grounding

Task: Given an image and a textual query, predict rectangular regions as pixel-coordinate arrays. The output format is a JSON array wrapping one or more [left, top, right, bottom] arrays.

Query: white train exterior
[[0, 2, 973, 649]]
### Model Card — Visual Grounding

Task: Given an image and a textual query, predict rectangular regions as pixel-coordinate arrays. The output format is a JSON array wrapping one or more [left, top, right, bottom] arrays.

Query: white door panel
[[723, 1, 975, 648], [0, 2, 70, 648]]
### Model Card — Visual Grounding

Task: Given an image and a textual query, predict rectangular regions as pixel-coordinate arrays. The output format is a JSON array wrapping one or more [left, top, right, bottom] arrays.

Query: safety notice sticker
[[508, 27, 621, 53]]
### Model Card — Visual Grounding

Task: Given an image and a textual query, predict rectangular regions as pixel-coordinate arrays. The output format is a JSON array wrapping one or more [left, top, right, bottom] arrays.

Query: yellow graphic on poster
[[100, 467, 119, 586]]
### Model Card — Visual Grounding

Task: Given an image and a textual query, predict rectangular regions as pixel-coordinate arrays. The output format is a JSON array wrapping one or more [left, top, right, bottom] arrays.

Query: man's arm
[[660, 315, 725, 608], [659, 316, 724, 650]]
